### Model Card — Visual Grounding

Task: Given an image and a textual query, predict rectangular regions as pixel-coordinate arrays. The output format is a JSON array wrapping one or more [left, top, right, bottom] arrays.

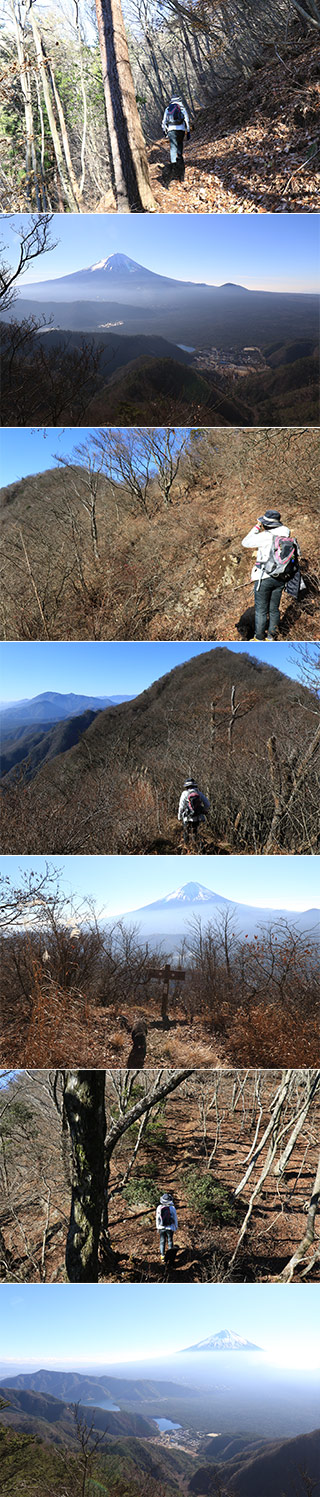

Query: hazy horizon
[[0, 854, 318, 916], [3, 213, 319, 294], [1, 1283, 319, 1372], [0, 638, 318, 703]]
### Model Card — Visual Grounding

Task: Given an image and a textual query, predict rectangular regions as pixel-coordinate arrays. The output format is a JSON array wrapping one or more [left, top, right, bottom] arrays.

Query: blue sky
[[0, 427, 73, 487], [0, 854, 317, 915], [0, 640, 317, 704], [4, 212, 319, 292], [0, 427, 191, 488], [0, 1283, 319, 1369]]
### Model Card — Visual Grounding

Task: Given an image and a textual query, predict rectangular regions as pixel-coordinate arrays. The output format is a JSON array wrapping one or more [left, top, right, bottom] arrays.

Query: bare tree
[[0, 213, 55, 308]]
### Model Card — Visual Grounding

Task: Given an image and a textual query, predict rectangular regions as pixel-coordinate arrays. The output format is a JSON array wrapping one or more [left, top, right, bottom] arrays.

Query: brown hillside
[[1, 1071, 319, 1285], [147, 34, 320, 215], [194, 1429, 320, 1497], [1, 646, 319, 856], [1, 429, 319, 644]]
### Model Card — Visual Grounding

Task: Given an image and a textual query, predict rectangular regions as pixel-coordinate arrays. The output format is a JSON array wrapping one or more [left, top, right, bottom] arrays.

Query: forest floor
[[147, 35, 319, 215], [1, 1082, 319, 1285]]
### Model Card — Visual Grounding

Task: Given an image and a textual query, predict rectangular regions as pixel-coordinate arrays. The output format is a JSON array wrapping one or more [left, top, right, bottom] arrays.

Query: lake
[[154, 1417, 182, 1431]]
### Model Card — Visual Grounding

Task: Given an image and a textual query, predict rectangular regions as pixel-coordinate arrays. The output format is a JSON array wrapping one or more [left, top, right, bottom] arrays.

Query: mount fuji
[[117, 881, 319, 953], [12, 253, 318, 349], [181, 1329, 263, 1353]]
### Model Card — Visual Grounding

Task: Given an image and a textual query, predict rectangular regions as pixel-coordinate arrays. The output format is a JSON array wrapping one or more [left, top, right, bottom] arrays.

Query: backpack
[[160, 1203, 173, 1227], [167, 103, 184, 126], [187, 790, 204, 820], [261, 534, 299, 583]]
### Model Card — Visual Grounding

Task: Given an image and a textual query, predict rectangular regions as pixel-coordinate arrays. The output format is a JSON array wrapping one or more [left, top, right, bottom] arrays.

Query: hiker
[[156, 1192, 178, 1263], [162, 96, 190, 177], [178, 779, 210, 846], [242, 509, 301, 640]]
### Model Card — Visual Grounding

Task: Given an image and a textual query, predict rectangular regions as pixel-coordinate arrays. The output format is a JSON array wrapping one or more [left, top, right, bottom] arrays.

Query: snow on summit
[[181, 1328, 263, 1352], [161, 882, 217, 905]]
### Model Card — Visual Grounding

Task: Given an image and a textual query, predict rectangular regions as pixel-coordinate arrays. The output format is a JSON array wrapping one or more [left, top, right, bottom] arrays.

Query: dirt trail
[[3, 1084, 319, 1285], [148, 36, 319, 214]]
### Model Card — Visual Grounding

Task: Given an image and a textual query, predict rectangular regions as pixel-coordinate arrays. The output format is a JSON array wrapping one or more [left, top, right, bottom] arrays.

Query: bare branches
[[0, 213, 55, 308]]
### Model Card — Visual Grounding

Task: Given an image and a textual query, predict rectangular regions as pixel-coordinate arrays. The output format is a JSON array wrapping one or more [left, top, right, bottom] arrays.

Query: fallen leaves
[[149, 35, 320, 215]]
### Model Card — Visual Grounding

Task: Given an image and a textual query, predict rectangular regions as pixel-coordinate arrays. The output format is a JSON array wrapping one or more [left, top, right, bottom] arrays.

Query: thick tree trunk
[[94, 0, 156, 211], [64, 1071, 106, 1282]]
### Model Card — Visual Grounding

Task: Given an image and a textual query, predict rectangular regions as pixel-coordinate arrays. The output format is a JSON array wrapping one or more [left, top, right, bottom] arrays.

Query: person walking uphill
[[242, 509, 300, 641], [178, 779, 210, 847], [162, 96, 190, 178], [156, 1192, 178, 1263]]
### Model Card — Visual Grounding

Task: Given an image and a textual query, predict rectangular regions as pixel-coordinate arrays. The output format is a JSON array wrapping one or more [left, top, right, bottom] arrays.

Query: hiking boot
[[160, 1253, 165, 1264], [267, 633, 277, 640]]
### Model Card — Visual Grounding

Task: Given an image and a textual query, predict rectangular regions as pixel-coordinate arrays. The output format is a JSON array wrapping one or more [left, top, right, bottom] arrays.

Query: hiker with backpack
[[162, 97, 190, 177], [242, 509, 301, 640], [178, 779, 210, 847], [156, 1191, 178, 1263]]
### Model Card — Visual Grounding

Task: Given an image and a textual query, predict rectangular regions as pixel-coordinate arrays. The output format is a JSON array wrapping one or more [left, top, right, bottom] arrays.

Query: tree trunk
[[10, 0, 40, 208], [48, 55, 83, 208], [94, 0, 156, 211], [29, 9, 80, 212], [64, 1071, 106, 1282]]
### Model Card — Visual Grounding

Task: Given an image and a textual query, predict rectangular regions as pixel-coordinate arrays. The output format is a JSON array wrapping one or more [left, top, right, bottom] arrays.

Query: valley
[[2, 255, 319, 425]]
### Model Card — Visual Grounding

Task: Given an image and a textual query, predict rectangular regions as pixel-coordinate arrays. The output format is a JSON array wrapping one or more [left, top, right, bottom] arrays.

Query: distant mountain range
[[0, 691, 136, 781], [1, 691, 134, 730], [1, 1365, 320, 1497], [119, 880, 319, 949], [9, 252, 319, 350], [181, 1329, 263, 1353]]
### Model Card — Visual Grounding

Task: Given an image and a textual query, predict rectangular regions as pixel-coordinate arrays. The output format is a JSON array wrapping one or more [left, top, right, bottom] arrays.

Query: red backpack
[[187, 790, 204, 820], [161, 1203, 173, 1227]]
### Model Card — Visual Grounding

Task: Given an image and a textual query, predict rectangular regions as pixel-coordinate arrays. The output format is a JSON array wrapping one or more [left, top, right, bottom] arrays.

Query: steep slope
[[0, 1384, 155, 1442], [86, 356, 249, 425], [190, 1428, 320, 1497], [28, 646, 316, 798], [0, 708, 100, 781], [1, 432, 319, 646], [148, 33, 319, 215]]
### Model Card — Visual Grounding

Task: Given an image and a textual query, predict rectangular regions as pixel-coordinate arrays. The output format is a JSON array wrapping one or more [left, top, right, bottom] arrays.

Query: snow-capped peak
[[181, 1328, 263, 1353], [162, 882, 216, 905], [89, 253, 140, 274]]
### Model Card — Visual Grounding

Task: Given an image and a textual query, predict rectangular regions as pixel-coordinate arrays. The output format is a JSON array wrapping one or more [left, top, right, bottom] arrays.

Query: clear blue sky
[[0, 1283, 319, 1370], [0, 427, 74, 486], [4, 212, 319, 293], [0, 854, 318, 915], [0, 425, 189, 488], [0, 640, 317, 704]]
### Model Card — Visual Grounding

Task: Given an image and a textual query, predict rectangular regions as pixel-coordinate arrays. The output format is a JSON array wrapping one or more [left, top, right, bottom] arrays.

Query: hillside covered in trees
[[1, 1, 319, 214], [1, 1070, 319, 1284], [1, 645, 319, 859], [1, 428, 319, 644]]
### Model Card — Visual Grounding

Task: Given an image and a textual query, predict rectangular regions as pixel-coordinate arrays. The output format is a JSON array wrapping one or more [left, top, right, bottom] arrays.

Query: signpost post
[[148, 964, 185, 1027]]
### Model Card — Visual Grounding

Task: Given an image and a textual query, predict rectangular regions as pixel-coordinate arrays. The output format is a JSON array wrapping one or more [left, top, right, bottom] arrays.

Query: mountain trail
[[147, 35, 319, 215]]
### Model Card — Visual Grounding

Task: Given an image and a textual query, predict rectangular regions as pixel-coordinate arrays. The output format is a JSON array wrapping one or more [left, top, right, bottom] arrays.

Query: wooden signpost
[[148, 963, 185, 1027]]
